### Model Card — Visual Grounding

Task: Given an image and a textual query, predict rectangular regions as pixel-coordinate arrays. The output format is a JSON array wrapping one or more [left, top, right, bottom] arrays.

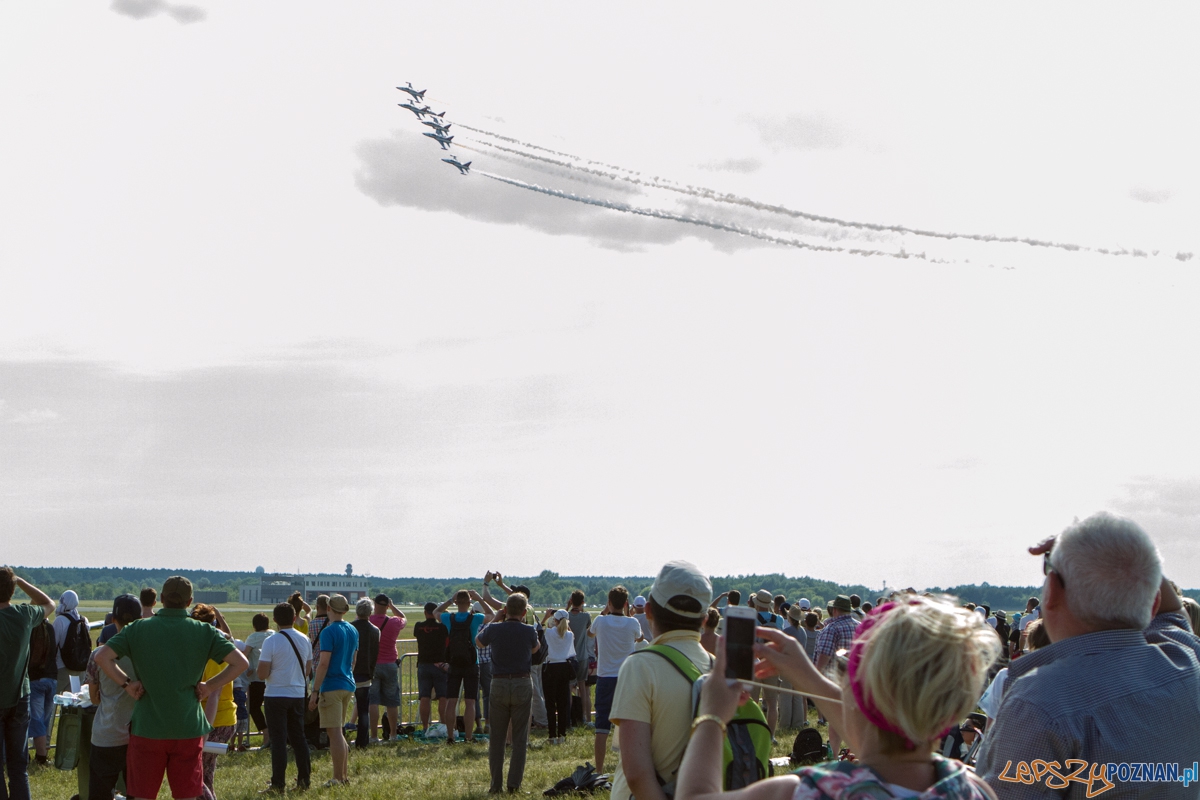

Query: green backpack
[[640, 644, 773, 791]]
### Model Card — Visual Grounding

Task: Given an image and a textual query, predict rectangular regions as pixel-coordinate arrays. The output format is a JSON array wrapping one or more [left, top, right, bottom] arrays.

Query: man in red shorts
[[95, 576, 248, 800]]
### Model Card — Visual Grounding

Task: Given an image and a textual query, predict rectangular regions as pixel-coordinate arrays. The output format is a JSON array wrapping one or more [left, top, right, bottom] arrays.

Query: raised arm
[[710, 591, 730, 609], [480, 584, 505, 612], [15, 576, 54, 618]]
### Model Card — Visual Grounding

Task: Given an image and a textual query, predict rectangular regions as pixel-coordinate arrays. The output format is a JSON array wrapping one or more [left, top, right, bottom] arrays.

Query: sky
[[2, 3, 1199, 590]]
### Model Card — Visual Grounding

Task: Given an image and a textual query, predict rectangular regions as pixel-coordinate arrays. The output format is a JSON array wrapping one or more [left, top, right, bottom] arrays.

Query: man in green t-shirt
[[0, 567, 55, 800], [96, 575, 248, 800]]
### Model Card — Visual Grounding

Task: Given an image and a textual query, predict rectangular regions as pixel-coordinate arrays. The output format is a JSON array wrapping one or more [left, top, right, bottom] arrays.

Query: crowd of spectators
[[2, 510, 1199, 799]]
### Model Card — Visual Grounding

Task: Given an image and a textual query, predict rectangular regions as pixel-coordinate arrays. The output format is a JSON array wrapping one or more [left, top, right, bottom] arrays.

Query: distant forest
[[15, 564, 1193, 612], [16, 563, 1190, 614]]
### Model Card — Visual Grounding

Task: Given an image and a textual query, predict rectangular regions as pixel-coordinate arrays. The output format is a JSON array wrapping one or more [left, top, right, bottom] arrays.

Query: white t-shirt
[[259, 628, 312, 698], [545, 628, 576, 663], [590, 614, 643, 678], [1017, 607, 1040, 630], [634, 613, 653, 644]]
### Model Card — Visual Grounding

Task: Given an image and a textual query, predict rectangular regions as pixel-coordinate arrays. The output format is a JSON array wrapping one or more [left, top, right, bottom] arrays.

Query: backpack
[[29, 621, 58, 679], [754, 612, 779, 643], [791, 727, 825, 764], [530, 617, 548, 666], [60, 616, 92, 672], [447, 614, 477, 668], [639, 644, 772, 791]]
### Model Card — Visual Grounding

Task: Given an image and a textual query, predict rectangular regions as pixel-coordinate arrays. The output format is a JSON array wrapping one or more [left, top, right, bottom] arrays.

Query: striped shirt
[[976, 611, 1200, 799]]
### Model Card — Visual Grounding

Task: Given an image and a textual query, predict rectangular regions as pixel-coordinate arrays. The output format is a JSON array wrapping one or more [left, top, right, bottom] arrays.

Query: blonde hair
[[555, 616, 569, 637], [1182, 597, 1200, 634], [853, 595, 1000, 752]]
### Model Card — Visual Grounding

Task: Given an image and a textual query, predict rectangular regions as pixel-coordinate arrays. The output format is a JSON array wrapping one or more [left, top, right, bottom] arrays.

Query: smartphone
[[724, 605, 757, 681]]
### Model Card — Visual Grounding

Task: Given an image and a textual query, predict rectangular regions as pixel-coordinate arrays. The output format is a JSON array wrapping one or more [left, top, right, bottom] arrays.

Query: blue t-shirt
[[440, 612, 484, 641], [317, 620, 358, 693]]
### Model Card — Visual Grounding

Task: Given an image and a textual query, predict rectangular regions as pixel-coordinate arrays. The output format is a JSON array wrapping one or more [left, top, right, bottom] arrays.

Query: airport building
[[239, 573, 370, 605]]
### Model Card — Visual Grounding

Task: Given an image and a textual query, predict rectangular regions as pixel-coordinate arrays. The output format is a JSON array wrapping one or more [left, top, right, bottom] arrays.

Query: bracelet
[[691, 714, 727, 735]]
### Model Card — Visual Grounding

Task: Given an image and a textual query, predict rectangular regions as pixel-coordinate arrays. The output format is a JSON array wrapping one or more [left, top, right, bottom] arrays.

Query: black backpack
[[60, 616, 92, 672], [447, 614, 476, 668], [530, 617, 548, 666], [28, 621, 58, 680], [792, 727, 825, 764]]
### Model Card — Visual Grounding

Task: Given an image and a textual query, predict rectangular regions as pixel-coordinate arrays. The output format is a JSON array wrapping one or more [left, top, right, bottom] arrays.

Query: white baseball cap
[[648, 561, 712, 618]]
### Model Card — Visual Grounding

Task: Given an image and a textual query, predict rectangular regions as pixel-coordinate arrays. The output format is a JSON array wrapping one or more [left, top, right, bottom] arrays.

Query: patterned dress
[[792, 756, 995, 800]]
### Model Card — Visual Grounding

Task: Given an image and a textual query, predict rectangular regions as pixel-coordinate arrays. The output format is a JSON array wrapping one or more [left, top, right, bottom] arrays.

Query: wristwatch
[[121, 680, 131, 689]]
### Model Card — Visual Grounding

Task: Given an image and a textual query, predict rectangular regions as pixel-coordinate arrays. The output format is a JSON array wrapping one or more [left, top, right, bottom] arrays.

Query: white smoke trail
[[460, 124, 1159, 257], [455, 142, 642, 194], [475, 170, 935, 262]]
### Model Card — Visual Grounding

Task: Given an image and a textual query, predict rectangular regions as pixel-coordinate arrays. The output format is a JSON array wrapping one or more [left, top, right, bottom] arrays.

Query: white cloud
[[9, 408, 60, 424], [110, 0, 205, 24]]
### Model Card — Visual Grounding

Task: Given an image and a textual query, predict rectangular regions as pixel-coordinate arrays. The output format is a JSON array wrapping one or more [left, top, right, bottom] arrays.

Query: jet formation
[[396, 83, 469, 174]]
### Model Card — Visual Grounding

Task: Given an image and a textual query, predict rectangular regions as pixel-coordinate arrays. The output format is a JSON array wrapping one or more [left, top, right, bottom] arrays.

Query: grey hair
[[356, 598, 373, 619], [1054, 512, 1161, 630]]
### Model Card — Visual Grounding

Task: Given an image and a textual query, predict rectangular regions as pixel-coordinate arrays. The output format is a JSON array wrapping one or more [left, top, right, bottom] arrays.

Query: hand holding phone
[[723, 605, 757, 681]]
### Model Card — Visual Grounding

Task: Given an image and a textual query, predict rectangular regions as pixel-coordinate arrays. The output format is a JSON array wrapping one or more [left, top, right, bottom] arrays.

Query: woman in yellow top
[[289, 592, 311, 636], [193, 604, 238, 800]]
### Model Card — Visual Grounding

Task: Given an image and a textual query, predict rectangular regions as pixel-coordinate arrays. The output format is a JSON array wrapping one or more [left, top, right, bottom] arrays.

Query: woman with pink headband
[[676, 595, 1001, 800]]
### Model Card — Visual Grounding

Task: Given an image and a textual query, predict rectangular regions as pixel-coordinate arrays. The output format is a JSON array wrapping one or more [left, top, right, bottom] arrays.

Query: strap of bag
[[639, 644, 712, 684], [280, 629, 309, 689]]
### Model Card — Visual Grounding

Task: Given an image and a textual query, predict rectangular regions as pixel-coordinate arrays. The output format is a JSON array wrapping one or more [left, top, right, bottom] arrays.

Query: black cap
[[112, 594, 142, 621], [424, 602, 438, 614], [375, 594, 390, 605]]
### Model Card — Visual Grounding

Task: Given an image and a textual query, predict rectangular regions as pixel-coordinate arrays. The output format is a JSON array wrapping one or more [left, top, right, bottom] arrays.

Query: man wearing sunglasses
[[975, 512, 1200, 798]]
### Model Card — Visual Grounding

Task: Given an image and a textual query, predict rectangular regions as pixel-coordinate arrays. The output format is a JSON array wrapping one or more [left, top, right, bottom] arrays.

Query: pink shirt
[[369, 614, 407, 664]]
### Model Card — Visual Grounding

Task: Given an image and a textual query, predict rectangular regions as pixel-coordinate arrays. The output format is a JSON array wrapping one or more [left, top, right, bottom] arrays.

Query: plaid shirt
[[813, 613, 859, 660], [977, 611, 1200, 800]]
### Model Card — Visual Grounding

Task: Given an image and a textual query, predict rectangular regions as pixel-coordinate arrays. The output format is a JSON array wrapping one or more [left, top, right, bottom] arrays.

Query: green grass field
[[29, 710, 822, 800], [45, 607, 825, 798]]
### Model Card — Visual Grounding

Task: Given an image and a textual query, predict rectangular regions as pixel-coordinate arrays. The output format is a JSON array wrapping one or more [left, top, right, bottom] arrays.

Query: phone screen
[[724, 614, 755, 681]]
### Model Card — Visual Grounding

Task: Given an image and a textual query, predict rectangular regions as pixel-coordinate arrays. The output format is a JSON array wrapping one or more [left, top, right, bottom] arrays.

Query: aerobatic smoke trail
[[461, 124, 1154, 258], [475, 170, 931, 261]]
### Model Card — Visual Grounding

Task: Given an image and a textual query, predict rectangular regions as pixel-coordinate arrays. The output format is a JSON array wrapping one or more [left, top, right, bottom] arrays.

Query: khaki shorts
[[751, 675, 782, 704], [318, 689, 354, 729]]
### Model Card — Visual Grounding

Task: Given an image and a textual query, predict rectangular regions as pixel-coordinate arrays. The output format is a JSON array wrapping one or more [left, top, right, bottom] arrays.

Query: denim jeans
[[487, 677, 533, 792], [0, 696, 31, 800], [264, 697, 310, 790], [26, 679, 57, 740]]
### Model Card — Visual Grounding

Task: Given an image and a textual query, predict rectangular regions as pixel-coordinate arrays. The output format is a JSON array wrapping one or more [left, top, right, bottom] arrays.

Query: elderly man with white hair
[[977, 512, 1200, 799]]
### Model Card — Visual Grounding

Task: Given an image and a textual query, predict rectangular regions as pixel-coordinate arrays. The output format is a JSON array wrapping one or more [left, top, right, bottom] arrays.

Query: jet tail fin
[[464, 161, 471, 171]]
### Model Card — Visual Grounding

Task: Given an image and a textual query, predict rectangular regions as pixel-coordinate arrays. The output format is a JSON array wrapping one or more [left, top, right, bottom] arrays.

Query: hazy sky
[[2, 3, 1199, 589]]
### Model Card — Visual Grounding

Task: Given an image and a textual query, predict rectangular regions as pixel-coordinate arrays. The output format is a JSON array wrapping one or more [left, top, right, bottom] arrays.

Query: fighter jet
[[442, 155, 471, 175], [423, 131, 454, 150], [396, 82, 426, 102], [420, 106, 446, 119], [398, 101, 427, 119], [421, 119, 452, 134]]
